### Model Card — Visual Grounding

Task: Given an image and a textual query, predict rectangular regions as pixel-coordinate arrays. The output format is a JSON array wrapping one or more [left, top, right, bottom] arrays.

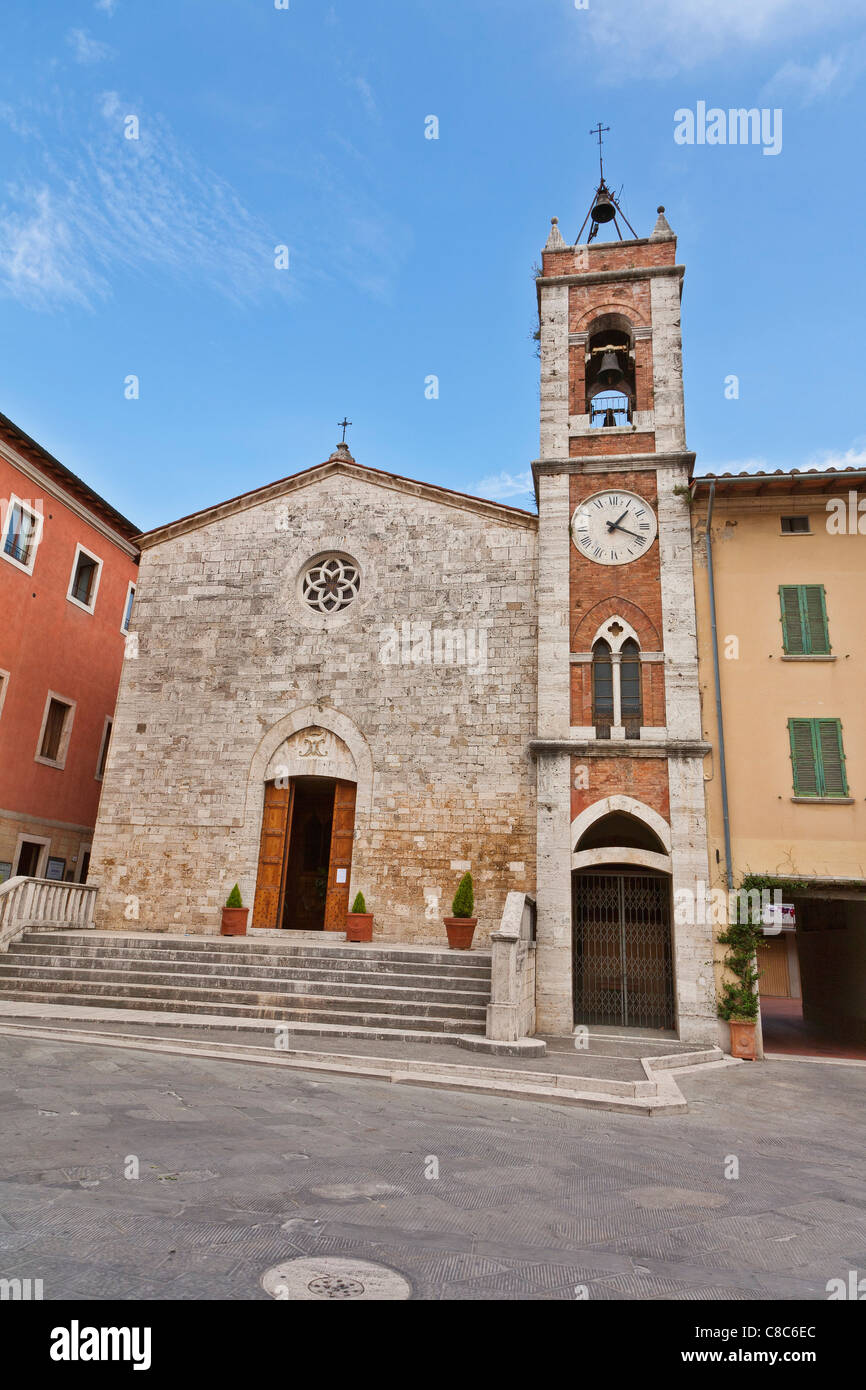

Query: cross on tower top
[[338, 417, 352, 444], [589, 121, 610, 179], [574, 123, 638, 244]]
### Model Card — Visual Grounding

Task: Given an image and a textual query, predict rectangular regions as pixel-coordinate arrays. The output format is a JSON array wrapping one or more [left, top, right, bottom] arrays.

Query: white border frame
[[34, 690, 77, 769], [66, 541, 104, 614], [1, 493, 44, 576]]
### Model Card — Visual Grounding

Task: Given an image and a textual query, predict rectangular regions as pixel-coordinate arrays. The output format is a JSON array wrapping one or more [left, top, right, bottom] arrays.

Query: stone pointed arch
[[571, 795, 672, 856], [572, 596, 661, 653]]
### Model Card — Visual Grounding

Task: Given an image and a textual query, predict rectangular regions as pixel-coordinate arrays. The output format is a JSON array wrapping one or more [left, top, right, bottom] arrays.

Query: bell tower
[[531, 163, 717, 1045]]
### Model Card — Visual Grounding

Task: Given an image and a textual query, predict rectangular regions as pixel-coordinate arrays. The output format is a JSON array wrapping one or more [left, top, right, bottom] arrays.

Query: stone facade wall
[[89, 467, 537, 944]]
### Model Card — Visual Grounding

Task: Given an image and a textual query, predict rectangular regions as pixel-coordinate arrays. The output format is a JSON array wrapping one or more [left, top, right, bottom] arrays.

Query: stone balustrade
[[0, 877, 98, 953]]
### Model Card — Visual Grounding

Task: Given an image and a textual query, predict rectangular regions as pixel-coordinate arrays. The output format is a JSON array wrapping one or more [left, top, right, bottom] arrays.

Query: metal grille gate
[[572, 871, 675, 1030]]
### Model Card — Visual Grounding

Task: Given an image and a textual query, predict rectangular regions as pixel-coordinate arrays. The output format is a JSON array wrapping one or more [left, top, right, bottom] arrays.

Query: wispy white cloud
[[764, 54, 843, 104], [806, 447, 866, 469], [698, 446, 866, 476], [94, 0, 118, 15], [475, 469, 534, 500], [351, 77, 379, 120], [574, 0, 864, 81], [0, 92, 290, 310], [68, 29, 114, 65], [763, 39, 866, 104]]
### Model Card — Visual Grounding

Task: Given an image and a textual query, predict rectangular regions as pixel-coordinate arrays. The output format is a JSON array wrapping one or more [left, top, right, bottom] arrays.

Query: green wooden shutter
[[789, 718, 819, 795], [780, 586, 805, 653], [780, 585, 830, 654], [816, 719, 847, 796], [802, 586, 830, 654]]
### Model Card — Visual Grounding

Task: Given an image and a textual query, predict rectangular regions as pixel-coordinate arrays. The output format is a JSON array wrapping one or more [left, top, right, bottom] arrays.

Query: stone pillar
[[657, 461, 718, 1043], [539, 285, 569, 459], [535, 753, 573, 1034], [534, 470, 573, 1035], [669, 754, 718, 1044]]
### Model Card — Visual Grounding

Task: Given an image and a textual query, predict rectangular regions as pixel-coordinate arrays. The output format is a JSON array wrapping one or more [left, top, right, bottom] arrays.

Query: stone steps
[[5, 945, 490, 988], [0, 956, 489, 1002], [27, 931, 490, 971], [0, 930, 492, 1037]]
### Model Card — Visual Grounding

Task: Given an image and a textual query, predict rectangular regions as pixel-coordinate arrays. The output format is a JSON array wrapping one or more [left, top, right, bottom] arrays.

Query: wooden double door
[[253, 776, 357, 931]]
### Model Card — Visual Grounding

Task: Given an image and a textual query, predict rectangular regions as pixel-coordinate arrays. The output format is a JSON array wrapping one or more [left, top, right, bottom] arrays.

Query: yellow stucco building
[[692, 467, 866, 1049]]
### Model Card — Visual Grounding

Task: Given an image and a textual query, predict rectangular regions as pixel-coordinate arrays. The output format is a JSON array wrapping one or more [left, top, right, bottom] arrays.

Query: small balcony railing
[[3, 536, 30, 564], [589, 393, 633, 428]]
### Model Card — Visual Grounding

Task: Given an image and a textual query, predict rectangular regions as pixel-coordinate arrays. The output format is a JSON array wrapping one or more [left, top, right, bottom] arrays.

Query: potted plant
[[346, 891, 374, 943], [444, 872, 477, 950], [221, 883, 249, 937], [717, 908, 761, 1060]]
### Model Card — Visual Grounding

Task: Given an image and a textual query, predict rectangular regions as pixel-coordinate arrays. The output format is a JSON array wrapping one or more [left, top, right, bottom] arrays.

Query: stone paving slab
[[0, 1035, 864, 1300]]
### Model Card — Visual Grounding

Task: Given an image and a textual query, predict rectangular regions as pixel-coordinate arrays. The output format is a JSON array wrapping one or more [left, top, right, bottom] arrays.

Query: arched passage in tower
[[571, 809, 675, 1032]]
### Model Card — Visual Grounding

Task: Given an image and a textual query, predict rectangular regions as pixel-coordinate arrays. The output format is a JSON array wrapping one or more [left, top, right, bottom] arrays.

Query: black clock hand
[[606, 509, 630, 531], [608, 523, 643, 540]]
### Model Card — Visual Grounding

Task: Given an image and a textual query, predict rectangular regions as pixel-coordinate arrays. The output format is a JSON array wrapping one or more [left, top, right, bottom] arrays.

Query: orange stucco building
[[0, 411, 139, 883]]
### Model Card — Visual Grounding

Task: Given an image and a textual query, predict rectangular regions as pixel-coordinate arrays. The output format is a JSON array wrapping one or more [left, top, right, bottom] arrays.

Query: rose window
[[302, 555, 360, 614]]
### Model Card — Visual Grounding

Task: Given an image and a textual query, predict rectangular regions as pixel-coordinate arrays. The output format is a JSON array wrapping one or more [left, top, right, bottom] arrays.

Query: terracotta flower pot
[[729, 1019, 758, 1060], [346, 912, 374, 943], [220, 906, 249, 937], [444, 916, 477, 950]]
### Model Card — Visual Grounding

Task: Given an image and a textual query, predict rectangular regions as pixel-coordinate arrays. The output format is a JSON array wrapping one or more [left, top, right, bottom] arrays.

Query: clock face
[[571, 490, 658, 566]]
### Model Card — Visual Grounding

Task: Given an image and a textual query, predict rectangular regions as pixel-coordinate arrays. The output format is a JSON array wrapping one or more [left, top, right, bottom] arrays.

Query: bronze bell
[[602, 408, 617, 428], [590, 190, 616, 223], [597, 350, 621, 384]]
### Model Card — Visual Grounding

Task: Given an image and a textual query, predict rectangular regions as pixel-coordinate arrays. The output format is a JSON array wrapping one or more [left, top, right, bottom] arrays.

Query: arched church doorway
[[571, 811, 675, 1030], [252, 776, 357, 931]]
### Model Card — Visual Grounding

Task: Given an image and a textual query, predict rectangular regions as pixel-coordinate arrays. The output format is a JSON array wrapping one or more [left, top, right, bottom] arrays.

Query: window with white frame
[[2, 496, 42, 574], [67, 543, 103, 613], [96, 717, 113, 780], [36, 693, 75, 768], [0, 669, 8, 723], [121, 581, 136, 634]]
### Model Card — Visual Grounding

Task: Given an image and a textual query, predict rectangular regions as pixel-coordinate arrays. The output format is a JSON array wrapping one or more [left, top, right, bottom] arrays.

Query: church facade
[[90, 460, 539, 947], [89, 205, 718, 1045]]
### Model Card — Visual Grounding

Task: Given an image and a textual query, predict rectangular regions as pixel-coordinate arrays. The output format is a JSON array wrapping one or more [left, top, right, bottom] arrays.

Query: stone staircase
[[0, 931, 492, 1039]]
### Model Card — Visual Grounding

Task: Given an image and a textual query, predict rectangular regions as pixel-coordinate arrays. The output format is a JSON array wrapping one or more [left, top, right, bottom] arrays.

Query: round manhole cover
[[262, 1257, 411, 1301]]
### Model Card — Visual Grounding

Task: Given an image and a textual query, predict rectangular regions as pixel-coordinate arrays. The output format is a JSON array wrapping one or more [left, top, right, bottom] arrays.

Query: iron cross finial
[[589, 121, 610, 178], [338, 417, 352, 444]]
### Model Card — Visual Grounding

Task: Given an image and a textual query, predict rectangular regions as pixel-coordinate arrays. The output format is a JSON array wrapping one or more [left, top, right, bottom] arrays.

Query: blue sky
[[1, 0, 865, 531]]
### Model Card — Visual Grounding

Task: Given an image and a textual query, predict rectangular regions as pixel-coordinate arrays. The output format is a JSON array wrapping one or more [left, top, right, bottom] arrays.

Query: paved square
[[1, 1036, 864, 1300]]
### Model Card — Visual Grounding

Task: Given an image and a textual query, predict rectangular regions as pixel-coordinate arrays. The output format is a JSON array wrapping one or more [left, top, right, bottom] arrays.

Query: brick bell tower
[[531, 171, 717, 1045]]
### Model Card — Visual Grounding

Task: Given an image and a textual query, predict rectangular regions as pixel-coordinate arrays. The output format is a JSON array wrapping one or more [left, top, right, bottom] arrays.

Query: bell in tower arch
[[597, 350, 621, 385], [590, 188, 617, 224]]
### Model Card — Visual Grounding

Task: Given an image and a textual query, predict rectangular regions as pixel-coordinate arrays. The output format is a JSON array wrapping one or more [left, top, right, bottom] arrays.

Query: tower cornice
[[536, 263, 684, 291], [533, 451, 695, 476]]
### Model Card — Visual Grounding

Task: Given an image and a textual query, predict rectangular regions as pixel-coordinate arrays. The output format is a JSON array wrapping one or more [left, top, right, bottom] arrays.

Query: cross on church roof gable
[[134, 454, 538, 549]]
